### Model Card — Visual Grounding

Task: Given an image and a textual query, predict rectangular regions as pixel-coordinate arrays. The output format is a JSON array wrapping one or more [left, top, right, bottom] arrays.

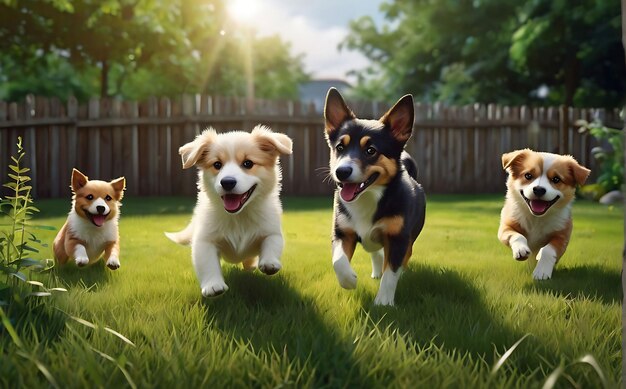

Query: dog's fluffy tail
[[164, 223, 193, 246]]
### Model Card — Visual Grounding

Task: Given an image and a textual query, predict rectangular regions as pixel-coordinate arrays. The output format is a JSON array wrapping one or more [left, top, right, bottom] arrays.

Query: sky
[[228, 0, 387, 84]]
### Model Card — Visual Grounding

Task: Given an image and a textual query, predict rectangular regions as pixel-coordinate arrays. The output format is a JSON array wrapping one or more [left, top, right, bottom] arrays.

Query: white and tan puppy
[[53, 169, 126, 269], [498, 149, 590, 280], [166, 126, 292, 297]]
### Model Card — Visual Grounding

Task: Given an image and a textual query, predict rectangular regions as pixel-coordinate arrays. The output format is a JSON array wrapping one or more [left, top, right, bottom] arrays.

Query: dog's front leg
[[103, 240, 121, 270], [332, 229, 358, 289], [258, 234, 283, 275], [66, 237, 89, 267], [533, 227, 571, 280], [374, 235, 410, 306], [192, 240, 228, 297], [498, 224, 531, 261]]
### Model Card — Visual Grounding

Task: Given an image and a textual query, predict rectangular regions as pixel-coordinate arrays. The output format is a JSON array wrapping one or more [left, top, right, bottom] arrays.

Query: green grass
[[1, 195, 622, 388]]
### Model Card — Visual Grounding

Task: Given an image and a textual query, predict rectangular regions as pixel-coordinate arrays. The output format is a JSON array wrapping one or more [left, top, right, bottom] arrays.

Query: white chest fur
[[337, 187, 384, 252], [68, 211, 118, 261], [514, 203, 571, 251]]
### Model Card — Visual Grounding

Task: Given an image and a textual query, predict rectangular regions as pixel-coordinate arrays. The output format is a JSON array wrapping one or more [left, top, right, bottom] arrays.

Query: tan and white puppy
[[166, 125, 292, 297], [498, 149, 590, 280], [53, 169, 126, 269]]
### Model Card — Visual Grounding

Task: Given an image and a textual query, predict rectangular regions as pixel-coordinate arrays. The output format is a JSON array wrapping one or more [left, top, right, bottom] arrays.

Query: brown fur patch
[[340, 135, 351, 147], [498, 217, 527, 246], [359, 136, 371, 148], [366, 154, 398, 186], [505, 150, 543, 180], [377, 216, 404, 236], [339, 228, 358, 261]]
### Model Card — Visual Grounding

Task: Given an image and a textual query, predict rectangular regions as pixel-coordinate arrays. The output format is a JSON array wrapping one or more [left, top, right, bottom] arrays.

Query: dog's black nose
[[335, 166, 353, 181], [96, 205, 105, 214], [533, 186, 546, 197], [220, 177, 237, 191]]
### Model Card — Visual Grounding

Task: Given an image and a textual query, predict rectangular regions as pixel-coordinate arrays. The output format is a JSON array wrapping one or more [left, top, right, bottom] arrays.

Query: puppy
[[165, 126, 293, 297], [324, 88, 426, 306], [498, 149, 590, 280], [53, 169, 126, 269]]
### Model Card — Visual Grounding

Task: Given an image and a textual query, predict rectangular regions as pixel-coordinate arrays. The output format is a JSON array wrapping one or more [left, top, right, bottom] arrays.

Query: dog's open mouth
[[221, 185, 256, 213], [84, 210, 109, 227], [338, 173, 380, 202], [521, 191, 560, 216]]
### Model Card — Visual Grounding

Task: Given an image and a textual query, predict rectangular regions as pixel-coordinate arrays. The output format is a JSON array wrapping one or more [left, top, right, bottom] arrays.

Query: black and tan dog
[[324, 88, 426, 306]]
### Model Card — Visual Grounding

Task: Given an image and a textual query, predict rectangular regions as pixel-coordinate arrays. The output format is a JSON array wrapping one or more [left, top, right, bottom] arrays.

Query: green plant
[[577, 118, 623, 195], [0, 136, 61, 311]]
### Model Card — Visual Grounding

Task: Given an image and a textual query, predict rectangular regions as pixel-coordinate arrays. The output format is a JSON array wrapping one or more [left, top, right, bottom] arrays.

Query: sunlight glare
[[227, 0, 259, 24]]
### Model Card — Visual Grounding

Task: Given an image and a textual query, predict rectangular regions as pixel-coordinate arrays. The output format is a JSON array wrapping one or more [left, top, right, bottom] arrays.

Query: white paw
[[371, 271, 382, 279], [371, 251, 383, 279], [201, 280, 229, 297], [258, 258, 282, 275], [106, 256, 120, 270], [511, 242, 531, 261], [75, 256, 89, 267], [333, 258, 357, 289], [373, 293, 395, 306], [533, 259, 555, 280]]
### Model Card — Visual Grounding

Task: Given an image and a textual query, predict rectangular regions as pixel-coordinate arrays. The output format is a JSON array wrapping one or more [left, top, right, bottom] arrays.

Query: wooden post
[[620, 0, 626, 385], [559, 105, 569, 154]]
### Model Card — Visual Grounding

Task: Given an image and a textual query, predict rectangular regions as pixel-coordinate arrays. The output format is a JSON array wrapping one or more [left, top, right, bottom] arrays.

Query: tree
[[343, 0, 625, 107], [0, 0, 308, 101]]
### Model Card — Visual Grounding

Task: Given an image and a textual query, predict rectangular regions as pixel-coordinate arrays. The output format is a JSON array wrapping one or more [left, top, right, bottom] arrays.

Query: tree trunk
[[563, 54, 579, 107], [100, 59, 109, 98]]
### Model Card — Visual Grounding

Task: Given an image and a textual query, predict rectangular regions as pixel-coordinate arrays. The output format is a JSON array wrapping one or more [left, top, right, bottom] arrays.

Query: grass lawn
[[1, 195, 622, 388]]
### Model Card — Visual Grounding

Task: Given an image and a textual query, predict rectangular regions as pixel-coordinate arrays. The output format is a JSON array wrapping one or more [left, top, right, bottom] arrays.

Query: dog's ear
[[380, 94, 414, 143], [179, 129, 217, 169], [252, 125, 293, 155], [502, 149, 531, 172], [567, 158, 591, 186], [71, 168, 89, 192], [324, 88, 355, 133], [110, 177, 126, 200]]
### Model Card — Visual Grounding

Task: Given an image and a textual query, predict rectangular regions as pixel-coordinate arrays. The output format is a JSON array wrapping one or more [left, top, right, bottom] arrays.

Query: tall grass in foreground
[[0, 195, 622, 388]]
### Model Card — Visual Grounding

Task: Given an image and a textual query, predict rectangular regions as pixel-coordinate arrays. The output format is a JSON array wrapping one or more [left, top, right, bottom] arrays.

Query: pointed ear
[[71, 168, 88, 192], [324, 88, 355, 133], [380, 94, 414, 143], [502, 149, 531, 171], [110, 177, 126, 200], [568, 159, 591, 186], [179, 128, 217, 169], [252, 125, 293, 155]]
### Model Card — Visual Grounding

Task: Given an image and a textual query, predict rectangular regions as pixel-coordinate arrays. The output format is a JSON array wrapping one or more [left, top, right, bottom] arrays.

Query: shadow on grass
[[201, 269, 363, 387], [361, 264, 559, 373], [54, 260, 112, 290], [523, 264, 621, 305]]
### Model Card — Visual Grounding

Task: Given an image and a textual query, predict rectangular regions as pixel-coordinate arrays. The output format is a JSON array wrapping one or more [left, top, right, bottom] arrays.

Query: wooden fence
[[0, 95, 621, 198]]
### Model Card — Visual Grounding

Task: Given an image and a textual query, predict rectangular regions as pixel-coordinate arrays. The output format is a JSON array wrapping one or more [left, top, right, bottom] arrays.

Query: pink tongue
[[340, 183, 360, 202], [92, 214, 106, 227], [223, 194, 244, 212], [530, 200, 550, 214]]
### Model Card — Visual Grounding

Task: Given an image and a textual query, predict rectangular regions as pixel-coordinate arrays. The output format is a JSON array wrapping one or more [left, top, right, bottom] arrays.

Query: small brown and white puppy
[[165, 125, 292, 298], [53, 169, 126, 269], [498, 149, 590, 280]]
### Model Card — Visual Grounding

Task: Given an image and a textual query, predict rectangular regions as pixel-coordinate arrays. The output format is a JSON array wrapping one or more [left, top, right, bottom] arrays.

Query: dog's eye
[[105, 195, 112, 201], [86, 194, 94, 200], [524, 173, 533, 180], [551, 176, 561, 184], [242, 160, 254, 169], [336, 144, 345, 152], [366, 146, 377, 156], [213, 161, 222, 170]]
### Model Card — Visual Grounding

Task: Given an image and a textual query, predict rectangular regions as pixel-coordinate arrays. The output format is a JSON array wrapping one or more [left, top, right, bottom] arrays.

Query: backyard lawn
[[1, 195, 622, 388]]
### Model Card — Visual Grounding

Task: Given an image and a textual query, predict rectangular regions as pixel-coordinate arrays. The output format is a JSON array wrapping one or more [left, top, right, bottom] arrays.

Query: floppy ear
[[568, 159, 591, 186], [179, 128, 217, 169], [252, 125, 293, 155], [380, 94, 414, 143], [110, 177, 126, 200], [324, 88, 355, 133], [502, 149, 531, 171], [71, 168, 89, 192]]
